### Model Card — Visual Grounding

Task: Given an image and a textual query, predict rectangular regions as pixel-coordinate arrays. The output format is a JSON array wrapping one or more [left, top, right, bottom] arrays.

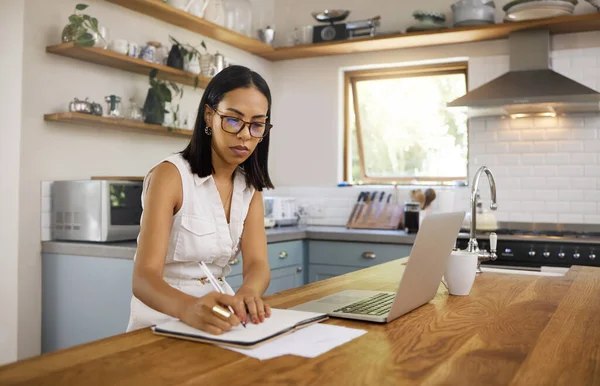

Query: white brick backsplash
[[572, 56, 597, 68], [551, 57, 570, 72], [558, 213, 584, 223], [521, 201, 546, 213], [489, 166, 509, 177], [509, 142, 534, 153], [486, 142, 510, 153], [533, 213, 558, 223], [519, 129, 546, 141], [473, 154, 497, 166], [571, 202, 597, 214], [558, 189, 584, 201], [545, 201, 570, 213], [584, 215, 600, 224], [545, 177, 570, 189], [41, 197, 51, 213], [558, 116, 585, 128], [41, 229, 51, 242], [510, 118, 533, 130], [485, 118, 510, 132], [494, 177, 521, 189], [508, 166, 533, 177], [558, 165, 584, 177], [545, 153, 570, 164], [570, 128, 597, 140], [471, 131, 497, 142], [509, 213, 533, 222], [496, 154, 520, 165], [521, 154, 545, 165], [533, 165, 557, 177], [584, 141, 600, 152], [500, 201, 522, 212], [469, 118, 486, 131], [571, 177, 597, 190], [41, 181, 53, 197], [584, 115, 600, 128], [494, 212, 510, 222], [41, 213, 50, 228], [499, 189, 533, 200], [533, 117, 558, 129], [557, 140, 584, 152], [584, 190, 600, 202], [521, 177, 546, 189], [533, 141, 557, 153], [534, 189, 558, 201], [497, 130, 521, 141], [585, 165, 600, 177], [571, 153, 596, 164], [545, 129, 571, 140], [470, 143, 487, 153]]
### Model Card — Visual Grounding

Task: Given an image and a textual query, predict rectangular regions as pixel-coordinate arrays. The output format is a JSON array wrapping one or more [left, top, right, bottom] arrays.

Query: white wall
[[16, 0, 272, 360], [272, 0, 598, 47], [0, 0, 25, 366]]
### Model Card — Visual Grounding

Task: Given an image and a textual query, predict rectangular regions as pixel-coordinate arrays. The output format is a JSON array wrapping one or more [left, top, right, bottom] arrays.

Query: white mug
[[128, 42, 139, 58], [442, 250, 478, 296], [110, 39, 129, 55]]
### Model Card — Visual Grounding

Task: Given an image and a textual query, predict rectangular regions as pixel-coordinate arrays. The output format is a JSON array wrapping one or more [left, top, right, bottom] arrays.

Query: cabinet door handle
[[279, 251, 288, 259], [230, 257, 240, 265], [296, 266, 303, 273], [362, 252, 376, 259]]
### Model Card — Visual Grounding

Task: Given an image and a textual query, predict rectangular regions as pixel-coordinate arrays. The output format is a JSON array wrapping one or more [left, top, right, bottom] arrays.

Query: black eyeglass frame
[[209, 106, 273, 139]]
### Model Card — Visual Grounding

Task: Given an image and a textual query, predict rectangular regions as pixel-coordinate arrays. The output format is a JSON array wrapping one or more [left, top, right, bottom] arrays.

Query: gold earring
[[205, 126, 212, 136]]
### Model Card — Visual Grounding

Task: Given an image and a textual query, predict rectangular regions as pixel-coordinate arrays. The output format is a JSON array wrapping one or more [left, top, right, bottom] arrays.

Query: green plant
[[66, 3, 105, 46], [147, 69, 184, 128], [169, 35, 206, 88]]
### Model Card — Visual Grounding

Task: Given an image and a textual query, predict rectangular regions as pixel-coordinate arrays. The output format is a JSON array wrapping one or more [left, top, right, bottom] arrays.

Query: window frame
[[343, 62, 470, 184]]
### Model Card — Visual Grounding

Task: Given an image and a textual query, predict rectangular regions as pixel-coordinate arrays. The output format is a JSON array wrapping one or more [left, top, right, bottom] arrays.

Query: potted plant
[[61, 3, 106, 47], [168, 35, 206, 77], [143, 69, 184, 126]]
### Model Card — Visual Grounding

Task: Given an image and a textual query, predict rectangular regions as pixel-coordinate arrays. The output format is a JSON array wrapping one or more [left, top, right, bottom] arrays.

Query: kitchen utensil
[[407, 10, 447, 32], [127, 42, 139, 57], [423, 188, 437, 210], [258, 26, 275, 45], [360, 192, 378, 222], [404, 202, 420, 233], [346, 16, 381, 39], [346, 192, 366, 227], [105, 95, 122, 118], [204, 0, 225, 26], [68, 98, 93, 114], [140, 44, 156, 62], [442, 250, 478, 296], [311, 9, 350, 23], [351, 191, 368, 225], [213, 52, 225, 74], [373, 191, 387, 220], [410, 189, 426, 209], [451, 0, 496, 27], [91, 101, 103, 116], [200, 53, 216, 77], [109, 39, 129, 55], [503, 0, 576, 21], [128, 99, 143, 121]]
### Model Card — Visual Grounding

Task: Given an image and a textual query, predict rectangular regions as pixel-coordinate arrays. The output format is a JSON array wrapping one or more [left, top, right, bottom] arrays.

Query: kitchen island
[[2, 259, 599, 385]]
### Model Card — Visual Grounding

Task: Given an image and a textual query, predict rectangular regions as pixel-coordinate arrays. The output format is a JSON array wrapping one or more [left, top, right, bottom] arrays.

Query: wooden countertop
[[2, 259, 600, 385]]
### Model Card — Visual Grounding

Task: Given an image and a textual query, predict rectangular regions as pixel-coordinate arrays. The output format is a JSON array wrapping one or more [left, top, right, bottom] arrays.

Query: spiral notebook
[[152, 308, 328, 349]]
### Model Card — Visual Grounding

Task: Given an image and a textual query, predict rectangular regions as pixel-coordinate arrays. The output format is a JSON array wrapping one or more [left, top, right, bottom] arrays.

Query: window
[[344, 63, 469, 185]]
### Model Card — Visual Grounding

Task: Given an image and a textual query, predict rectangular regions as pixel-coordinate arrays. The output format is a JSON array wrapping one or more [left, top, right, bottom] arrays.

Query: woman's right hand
[[180, 292, 245, 335]]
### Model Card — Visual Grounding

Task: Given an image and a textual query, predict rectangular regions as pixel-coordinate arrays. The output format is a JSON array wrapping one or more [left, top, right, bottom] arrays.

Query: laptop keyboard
[[333, 293, 396, 316]]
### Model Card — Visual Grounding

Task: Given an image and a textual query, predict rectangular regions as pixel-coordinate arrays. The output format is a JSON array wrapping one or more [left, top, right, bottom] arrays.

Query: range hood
[[447, 29, 600, 118]]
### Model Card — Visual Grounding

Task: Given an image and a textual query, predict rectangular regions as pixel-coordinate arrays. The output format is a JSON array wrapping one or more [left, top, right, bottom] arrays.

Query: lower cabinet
[[308, 241, 412, 284]]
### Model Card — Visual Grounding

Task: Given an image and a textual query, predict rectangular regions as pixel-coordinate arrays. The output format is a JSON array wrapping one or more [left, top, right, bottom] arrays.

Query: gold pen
[[200, 262, 246, 328]]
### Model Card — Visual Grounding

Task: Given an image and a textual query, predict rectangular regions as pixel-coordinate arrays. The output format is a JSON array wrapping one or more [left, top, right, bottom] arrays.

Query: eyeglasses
[[210, 107, 272, 139]]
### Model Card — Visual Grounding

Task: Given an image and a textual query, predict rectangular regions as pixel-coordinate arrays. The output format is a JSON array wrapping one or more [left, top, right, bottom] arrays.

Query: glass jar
[[403, 202, 420, 234], [223, 0, 252, 36]]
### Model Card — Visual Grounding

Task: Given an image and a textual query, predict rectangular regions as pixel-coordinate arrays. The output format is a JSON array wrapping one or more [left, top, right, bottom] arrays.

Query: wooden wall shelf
[[103, 0, 600, 62], [44, 112, 192, 138], [105, 0, 274, 55], [46, 42, 211, 89], [262, 13, 600, 61]]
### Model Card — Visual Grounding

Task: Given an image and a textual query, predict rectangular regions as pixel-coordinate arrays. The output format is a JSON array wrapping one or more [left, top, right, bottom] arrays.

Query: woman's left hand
[[235, 287, 271, 324]]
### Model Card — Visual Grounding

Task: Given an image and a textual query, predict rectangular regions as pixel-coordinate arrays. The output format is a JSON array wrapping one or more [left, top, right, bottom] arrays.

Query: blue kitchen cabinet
[[42, 253, 134, 353], [308, 241, 413, 283]]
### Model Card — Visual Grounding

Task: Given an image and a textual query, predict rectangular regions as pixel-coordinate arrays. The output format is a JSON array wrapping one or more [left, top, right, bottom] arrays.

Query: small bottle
[[404, 202, 420, 233]]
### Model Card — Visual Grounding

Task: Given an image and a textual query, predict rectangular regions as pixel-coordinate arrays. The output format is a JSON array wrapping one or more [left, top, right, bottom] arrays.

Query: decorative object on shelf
[[92, 26, 109, 49], [503, 0, 577, 22], [68, 97, 93, 114], [91, 101, 103, 116], [223, 0, 252, 36], [204, 0, 226, 26], [143, 69, 184, 125], [451, 0, 496, 26], [169, 36, 206, 75], [213, 52, 225, 74], [127, 42, 139, 58], [128, 98, 143, 121], [587, 0, 600, 10], [258, 26, 275, 45], [293, 26, 314, 45], [167, 43, 184, 70], [140, 43, 156, 62], [186, 0, 207, 17], [109, 39, 129, 55], [61, 3, 106, 47], [311, 9, 350, 43], [104, 95, 122, 118], [151, 41, 170, 65], [407, 10, 448, 32]]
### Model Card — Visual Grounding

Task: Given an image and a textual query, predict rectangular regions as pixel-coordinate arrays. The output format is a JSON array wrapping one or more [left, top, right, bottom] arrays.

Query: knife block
[[346, 202, 404, 230]]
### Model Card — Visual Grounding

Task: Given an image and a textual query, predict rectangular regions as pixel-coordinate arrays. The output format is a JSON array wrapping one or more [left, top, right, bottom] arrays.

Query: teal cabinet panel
[[309, 241, 412, 268], [227, 274, 243, 292], [265, 265, 304, 295], [42, 253, 134, 353], [308, 264, 358, 283], [267, 240, 304, 270]]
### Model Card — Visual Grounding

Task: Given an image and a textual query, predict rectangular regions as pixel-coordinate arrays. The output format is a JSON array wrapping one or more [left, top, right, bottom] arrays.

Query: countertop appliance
[[50, 180, 143, 242], [457, 224, 600, 270], [263, 196, 298, 227]]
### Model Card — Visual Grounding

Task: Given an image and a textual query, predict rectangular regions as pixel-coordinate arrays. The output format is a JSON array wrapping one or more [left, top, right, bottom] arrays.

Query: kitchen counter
[[41, 226, 418, 259], [2, 260, 599, 385]]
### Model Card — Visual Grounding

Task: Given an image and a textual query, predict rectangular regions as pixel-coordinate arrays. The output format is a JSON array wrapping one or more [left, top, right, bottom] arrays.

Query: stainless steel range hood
[[447, 29, 600, 118]]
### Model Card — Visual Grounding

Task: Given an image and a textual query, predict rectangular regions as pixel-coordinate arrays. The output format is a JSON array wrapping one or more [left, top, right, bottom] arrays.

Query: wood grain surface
[[1, 259, 598, 385]]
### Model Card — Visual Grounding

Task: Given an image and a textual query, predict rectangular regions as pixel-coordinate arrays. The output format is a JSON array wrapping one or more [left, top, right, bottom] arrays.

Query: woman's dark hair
[[181, 65, 274, 191]]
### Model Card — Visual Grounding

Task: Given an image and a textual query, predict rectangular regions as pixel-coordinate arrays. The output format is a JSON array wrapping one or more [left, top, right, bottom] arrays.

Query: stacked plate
[[503, 0, 577, 21]]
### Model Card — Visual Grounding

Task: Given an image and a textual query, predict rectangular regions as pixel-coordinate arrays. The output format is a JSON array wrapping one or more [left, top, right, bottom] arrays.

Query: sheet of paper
[[222, 324, 367, 360]]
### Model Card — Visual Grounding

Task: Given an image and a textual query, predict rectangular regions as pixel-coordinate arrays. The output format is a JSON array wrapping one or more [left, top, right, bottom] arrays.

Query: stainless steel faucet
[[467, 166, 499, 268]]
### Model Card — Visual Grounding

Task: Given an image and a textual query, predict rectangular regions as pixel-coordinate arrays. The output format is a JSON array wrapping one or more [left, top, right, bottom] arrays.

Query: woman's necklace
[[222, 181, 234, 221]]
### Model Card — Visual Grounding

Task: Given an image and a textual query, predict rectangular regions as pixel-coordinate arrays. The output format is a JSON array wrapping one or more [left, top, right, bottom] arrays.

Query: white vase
[[204, 0, 225, 26], [184, 55, 201, 74]]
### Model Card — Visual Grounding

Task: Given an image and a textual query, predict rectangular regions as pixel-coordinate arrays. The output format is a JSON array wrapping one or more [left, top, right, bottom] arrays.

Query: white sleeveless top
[[126, 153, 256, 331]]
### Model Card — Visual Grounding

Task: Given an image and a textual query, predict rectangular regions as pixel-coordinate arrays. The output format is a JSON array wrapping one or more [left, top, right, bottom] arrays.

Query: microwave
[[263, 197, 298, 227], [50, 180, 143, 242]]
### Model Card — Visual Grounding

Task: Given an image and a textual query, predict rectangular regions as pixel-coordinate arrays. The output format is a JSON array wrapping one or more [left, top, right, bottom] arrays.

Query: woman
[[127, 65, 274, 335]]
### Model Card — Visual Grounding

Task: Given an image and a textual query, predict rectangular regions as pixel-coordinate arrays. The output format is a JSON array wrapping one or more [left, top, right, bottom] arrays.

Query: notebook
[[152, 308, 328, 348]]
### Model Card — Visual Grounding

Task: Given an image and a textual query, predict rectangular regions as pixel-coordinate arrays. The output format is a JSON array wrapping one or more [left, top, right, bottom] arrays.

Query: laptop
[[291, 211, 466, 323]]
